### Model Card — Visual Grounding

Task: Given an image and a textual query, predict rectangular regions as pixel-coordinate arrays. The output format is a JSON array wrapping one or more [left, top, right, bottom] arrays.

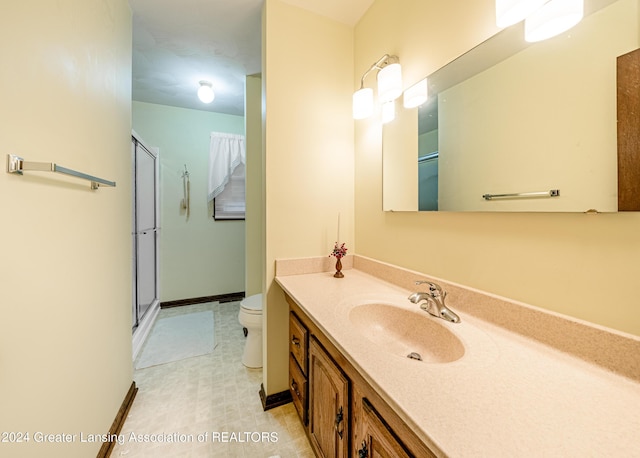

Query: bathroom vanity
[[275, 255, 640, 457], [288, 294, 436, 457]]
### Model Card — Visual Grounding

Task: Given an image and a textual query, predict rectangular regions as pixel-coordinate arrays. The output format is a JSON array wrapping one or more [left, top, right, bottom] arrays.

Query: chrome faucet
[[408, 281, 461, 323]]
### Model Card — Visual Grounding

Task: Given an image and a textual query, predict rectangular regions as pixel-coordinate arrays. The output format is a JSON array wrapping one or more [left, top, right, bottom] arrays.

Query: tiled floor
[[112, 302, 314, 457]]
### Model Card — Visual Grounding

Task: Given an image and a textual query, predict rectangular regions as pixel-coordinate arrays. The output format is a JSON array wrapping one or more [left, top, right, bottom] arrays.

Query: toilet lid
[[240, 294, 262, 313]]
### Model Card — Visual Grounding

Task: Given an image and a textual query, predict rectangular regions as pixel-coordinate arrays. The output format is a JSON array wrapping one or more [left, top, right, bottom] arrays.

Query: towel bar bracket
[[6, 154, 24, 175]]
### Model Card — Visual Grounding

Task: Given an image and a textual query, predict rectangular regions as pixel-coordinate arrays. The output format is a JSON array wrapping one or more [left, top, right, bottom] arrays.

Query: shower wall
[[132, 101, 245, 302]]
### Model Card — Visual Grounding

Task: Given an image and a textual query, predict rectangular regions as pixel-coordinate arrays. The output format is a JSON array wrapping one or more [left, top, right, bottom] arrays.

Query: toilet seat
[[240, 294, 262, 314]]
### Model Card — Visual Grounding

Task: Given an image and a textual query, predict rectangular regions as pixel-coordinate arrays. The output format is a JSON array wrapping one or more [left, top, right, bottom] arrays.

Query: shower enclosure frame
[[131, 131, 161, 360]]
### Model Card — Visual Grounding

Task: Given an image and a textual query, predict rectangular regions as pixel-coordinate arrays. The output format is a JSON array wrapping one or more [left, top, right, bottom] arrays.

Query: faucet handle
[[416, 280, 442, 293], [429, 282, 442, 294], [415, 280, 444, 298]]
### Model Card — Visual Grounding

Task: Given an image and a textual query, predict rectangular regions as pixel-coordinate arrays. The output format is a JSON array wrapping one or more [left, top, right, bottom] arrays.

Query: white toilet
[[238, 294, 263, 368]]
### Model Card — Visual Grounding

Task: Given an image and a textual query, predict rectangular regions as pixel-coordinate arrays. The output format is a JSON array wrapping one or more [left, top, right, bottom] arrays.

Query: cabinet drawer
[[289, 312, 308, 374], [289, 354, 308, 424]]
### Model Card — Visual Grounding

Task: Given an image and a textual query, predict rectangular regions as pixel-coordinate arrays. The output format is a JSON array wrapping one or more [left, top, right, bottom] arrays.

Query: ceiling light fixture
[[352, 54, 402, 120], [197, 80, 215, 104], [524, 0, 584, 42]]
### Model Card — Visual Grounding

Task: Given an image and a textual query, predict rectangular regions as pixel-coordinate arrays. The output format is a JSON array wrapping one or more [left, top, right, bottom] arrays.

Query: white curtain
[[207, 132, 245, 202]]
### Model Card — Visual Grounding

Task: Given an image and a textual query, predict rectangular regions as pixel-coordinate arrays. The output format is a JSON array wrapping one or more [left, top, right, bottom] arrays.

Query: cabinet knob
[[358, 440, 368, 458], [291, 336, 300, 347], [291, 379, 301, 398]]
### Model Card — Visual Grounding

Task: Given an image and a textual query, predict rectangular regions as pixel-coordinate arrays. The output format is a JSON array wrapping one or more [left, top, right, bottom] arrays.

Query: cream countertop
[[275, 257, 640, 457]]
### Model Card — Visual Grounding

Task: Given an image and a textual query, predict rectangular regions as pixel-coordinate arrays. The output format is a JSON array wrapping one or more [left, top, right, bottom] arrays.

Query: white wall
[[132, 101, 246, 302], [0, 1, 133, 456]]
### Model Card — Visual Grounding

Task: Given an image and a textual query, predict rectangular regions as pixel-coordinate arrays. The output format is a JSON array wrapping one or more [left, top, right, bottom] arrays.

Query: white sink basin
[[348, 303, 465, 363]]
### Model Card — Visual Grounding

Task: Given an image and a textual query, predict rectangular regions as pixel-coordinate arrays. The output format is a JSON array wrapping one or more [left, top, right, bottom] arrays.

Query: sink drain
[[407, 352, 422, 361]]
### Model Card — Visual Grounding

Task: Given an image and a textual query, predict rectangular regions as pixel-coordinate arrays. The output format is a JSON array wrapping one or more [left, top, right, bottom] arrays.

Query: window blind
[[214, 163, 245, 220]]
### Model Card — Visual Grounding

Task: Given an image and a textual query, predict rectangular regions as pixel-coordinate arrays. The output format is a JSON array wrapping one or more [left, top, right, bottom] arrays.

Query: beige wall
[[263, 0, 354, 395], [245, 74, 264, 297], [355, 0, 640, 336], [0, 1, 133, 456], [382, 105, 418, 211]]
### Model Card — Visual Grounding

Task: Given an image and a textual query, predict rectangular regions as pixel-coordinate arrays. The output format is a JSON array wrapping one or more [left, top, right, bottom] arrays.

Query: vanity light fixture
[[381, 101, 396, 124], [496, 0, 547, 28], [353, 87, 374, 120], [524, 0, 584, 42], [197, 80, 215, 104], [403, 78, 428, 109], [377, 61, 403, 103], [352, 54, 402, 120]]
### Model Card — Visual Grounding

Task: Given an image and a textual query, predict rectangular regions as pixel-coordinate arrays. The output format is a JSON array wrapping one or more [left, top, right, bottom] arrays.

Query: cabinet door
[[308, 337, 349, 458], [356, 398, 412, 458]]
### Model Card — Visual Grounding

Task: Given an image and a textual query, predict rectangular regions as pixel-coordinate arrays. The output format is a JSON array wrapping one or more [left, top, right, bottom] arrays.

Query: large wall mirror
[[383, 0, 638, 212]]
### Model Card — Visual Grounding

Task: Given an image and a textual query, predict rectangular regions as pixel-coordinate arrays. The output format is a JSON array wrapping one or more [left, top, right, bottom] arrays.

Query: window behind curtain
[[213, 163, 245, 220], [208, 132, 245, 220]]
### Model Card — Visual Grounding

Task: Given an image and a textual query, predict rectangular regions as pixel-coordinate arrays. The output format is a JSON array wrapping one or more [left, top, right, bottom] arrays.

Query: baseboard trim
[[97, 381, 138, 458], [160, 291, 245, 308], [259, 383, 292, 411]]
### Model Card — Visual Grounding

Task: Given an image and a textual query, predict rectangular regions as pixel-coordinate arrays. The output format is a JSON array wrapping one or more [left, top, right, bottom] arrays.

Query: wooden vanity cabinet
[[287, 294, 437, 458], [353, 391, 412, 458], [289, 312, 309, 424], [308, 337, 349, 458], [290, 353, 308, 424], [290, 311, 308, 373]]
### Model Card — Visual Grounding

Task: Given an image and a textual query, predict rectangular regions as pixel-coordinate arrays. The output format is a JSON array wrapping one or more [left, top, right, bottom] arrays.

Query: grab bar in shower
[[482, 189, 559, 200], [6, 154, 116, 189]]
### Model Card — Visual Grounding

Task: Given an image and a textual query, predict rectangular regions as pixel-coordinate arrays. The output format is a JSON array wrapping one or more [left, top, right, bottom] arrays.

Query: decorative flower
[[329, 242, 348, 259]]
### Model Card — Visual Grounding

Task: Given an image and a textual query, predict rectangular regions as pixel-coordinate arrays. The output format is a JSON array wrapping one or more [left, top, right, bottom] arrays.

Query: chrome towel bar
[[6, 154, 115, 189], [482, 189, 559, 200]]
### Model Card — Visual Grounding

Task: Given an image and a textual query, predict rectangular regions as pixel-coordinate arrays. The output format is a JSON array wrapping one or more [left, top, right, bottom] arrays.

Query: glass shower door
[[133, 137, 159, 329]]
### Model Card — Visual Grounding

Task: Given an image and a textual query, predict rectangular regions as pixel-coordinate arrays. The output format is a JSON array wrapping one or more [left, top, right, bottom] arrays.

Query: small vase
[[334, 257, 344, 278]]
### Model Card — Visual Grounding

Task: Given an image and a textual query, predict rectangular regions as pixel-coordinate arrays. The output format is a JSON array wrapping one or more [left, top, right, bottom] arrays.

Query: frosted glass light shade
[[198, 81, 215, 103], [381, 101, 395, 124], [525, 0, 584, 42], [377, 63, 403, 103], [403, 78, 428, 109], [496, 0, 547, 28], [353, 87, 374, 120]]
